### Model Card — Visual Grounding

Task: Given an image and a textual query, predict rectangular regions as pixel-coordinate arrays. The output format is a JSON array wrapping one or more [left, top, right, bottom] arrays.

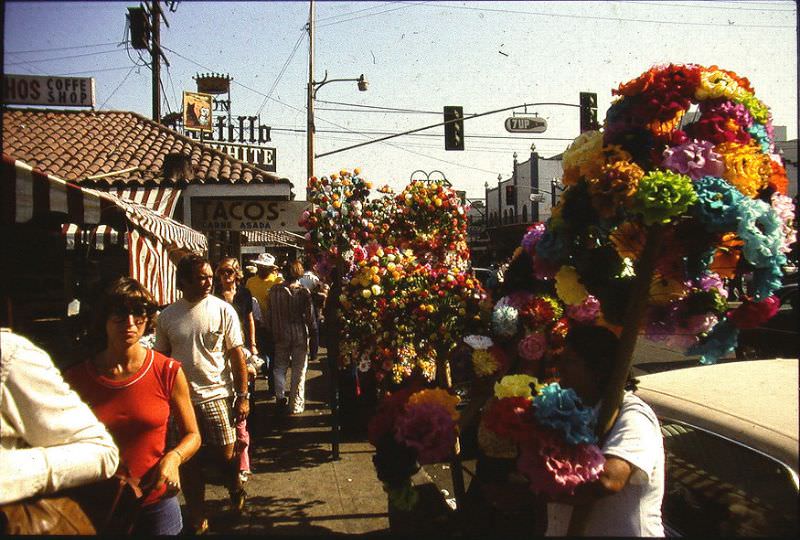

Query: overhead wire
[[4, 48, 125, 66], [624, 0, 795, 11], [256, 30, 306, 116], [99, 64, 138, 109], [392, 0, 796, 28], [5, 41, 121, 54], [315, 1, 433, 28]]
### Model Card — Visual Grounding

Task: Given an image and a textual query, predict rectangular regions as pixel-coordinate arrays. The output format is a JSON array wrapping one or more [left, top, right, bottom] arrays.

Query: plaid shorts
[[194, 397, 236, 447]]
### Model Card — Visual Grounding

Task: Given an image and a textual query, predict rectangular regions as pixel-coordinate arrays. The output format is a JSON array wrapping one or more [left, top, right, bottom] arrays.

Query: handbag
[[0, 473, 144, 535]]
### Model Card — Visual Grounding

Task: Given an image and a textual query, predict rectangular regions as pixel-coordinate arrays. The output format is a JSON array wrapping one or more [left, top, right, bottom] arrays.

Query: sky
[[3, 0, 798, 200]]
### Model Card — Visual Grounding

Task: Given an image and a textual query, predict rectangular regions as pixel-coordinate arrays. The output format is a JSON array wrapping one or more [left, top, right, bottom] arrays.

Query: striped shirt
[[266, 281, 315, 344]]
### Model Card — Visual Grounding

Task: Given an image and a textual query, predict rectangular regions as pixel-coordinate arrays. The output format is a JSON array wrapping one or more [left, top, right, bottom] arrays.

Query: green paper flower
[[635, 170, 697, 225]]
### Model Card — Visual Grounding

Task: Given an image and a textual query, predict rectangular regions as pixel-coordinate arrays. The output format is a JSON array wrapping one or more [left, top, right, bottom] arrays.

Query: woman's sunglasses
[[219, 267, 238, 276]]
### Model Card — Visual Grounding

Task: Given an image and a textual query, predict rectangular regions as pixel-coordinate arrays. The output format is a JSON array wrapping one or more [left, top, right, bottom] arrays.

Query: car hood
[[636, 358, 798, 474]]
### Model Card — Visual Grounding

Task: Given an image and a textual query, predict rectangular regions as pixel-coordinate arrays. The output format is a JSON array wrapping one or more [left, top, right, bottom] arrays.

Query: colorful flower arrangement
[[303, 171, 485, 508], [368, 386, 461, 510], [536, 63, 795, 364], [479, 375, 605, 496]]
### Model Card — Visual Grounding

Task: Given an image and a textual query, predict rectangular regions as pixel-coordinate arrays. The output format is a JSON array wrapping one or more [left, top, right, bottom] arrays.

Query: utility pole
[[306, 0, 315, 191], [151, 0, 161, 122]]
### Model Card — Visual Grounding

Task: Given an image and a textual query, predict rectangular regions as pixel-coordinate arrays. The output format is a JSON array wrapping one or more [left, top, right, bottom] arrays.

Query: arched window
[[522, 204, 528, 222]]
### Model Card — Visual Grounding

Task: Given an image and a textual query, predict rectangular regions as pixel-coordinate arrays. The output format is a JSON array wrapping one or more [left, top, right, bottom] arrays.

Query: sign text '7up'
[[504, 116, 547, 133]]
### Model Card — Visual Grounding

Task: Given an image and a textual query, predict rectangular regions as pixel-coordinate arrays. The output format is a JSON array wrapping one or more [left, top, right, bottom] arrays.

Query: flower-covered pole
[[596, 225, 663, 436]]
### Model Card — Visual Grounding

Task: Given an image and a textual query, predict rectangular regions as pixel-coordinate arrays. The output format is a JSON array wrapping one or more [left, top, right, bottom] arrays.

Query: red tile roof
[[2, 108, 289, 187]]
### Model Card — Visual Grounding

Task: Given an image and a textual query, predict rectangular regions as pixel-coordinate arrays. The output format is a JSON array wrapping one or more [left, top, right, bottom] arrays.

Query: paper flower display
[[538, 64, 795, 364]]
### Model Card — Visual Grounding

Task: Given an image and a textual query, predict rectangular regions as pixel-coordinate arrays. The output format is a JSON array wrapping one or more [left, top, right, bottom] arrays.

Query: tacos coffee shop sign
[[190, 198, 308, 234], [3, 74, 96, 107]]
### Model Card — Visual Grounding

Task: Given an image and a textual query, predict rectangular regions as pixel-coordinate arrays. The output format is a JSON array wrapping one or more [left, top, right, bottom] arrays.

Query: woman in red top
[[66, 278, 200, 535]]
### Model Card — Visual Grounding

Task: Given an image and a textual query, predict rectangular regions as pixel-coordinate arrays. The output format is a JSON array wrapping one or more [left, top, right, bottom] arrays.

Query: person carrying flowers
[[544, 325, 663, 537]]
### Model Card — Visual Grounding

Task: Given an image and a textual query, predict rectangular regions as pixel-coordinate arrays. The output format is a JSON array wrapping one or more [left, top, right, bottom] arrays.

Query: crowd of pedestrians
[[0, 251, 326, 535]]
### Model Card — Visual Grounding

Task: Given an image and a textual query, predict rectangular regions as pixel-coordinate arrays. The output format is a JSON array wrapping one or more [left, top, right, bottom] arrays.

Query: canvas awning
[[241, 229, 305, 250], [2, 155, 207, 304]]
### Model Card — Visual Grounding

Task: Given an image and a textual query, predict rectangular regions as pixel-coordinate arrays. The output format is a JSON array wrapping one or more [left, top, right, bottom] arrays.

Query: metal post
[[306, 0, 315, 197], [151, 1, 161, 122]]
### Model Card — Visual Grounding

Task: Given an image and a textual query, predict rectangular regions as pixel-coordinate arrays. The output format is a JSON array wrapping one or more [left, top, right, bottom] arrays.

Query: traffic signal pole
[[315, 101, 582, 159], [151, 1, 161, 122]]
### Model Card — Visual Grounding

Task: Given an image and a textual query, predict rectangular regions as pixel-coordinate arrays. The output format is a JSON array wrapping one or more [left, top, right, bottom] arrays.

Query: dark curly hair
[[564, 325, 638, 392], [87, 277, 158, 352], [176, 253, 210, 291]]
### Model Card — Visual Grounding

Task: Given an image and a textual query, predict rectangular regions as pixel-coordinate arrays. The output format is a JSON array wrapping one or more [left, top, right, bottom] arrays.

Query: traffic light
[[580, 92, 598, 133], [128, 7, 150, 50], [505, 185, 516, 206], [444, 106, 464, 151]]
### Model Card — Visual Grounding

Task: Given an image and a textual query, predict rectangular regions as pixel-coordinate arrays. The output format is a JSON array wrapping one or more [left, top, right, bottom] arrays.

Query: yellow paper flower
[[472, 349, 499, 377], [610, 221, 646, 260], [587, 159, 644, 219], [494, 374, 543, 400], [716, 142, 770, 198], [738, 93, 771, 125], [407, 388, 460, 420], [649, 276, 688, 305], [477, 421, 518, 459], [562, 130, 604, 186], [555, 266, 589, 306], [695, 69, 740, 101]]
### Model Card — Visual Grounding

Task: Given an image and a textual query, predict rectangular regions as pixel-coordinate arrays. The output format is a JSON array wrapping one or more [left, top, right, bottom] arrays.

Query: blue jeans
[[133, 495, 183, 535]]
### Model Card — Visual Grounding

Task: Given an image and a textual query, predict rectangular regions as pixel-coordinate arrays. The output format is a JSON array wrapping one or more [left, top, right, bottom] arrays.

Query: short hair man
[[546, 325, 665, 537], [154, 254, 249, 533]]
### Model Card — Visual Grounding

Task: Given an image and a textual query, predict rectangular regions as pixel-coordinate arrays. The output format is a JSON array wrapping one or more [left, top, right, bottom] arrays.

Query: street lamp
[[306, 70, 368, 194]]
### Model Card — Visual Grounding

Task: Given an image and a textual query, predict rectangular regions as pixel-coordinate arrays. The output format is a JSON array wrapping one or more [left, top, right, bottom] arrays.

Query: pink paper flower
[[517, 431, 605, 496], [394, 402, 457, 464], [518, 333, 547, 361], [565, 295, 601, 323], [662, 140, 724, 180]]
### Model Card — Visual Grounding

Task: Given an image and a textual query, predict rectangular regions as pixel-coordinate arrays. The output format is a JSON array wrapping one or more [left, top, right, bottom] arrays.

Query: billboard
[[3, 74, 95, 107], [182, 91, 213, 132]]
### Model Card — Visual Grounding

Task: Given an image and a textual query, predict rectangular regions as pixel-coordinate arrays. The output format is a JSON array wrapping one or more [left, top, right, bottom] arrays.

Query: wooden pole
[[567, 224, 664, 536]]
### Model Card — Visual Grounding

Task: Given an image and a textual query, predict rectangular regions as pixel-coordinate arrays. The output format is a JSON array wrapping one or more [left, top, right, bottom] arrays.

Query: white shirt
[[0, 330, 119, 504], [298, 270, 321, 293], [546, 392, 665, 537], [154, 295, 244, 404]]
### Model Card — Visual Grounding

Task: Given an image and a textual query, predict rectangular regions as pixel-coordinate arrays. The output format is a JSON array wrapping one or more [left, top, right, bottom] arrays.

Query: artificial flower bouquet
[[368, 387, 461, 510], [534, 63, 795, 364], [479, 374, 605, 496]]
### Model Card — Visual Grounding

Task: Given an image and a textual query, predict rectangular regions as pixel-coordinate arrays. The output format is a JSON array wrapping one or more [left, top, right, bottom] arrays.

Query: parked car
[[735, 272, 798, 359], [636, 359, 798, 537], [471, 267, 492, 288]]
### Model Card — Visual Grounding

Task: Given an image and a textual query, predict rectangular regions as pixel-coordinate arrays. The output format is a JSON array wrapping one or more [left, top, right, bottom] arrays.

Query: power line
[[161, 45, 309, 120], [394, 0, 796, 28], [315, 1, 402, 23], [256, 31, 306, 116], [625, 0, 795, 11], [316, 1, 432, 28], [4, 48, 125, 66], [5, 41, 122, 54], [316, 99, 440, 114], [53, 65, 139, 76], [99, 65, 138, 109]]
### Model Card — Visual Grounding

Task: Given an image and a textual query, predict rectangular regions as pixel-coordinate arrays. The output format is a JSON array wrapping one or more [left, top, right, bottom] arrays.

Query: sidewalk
[[190, 350, 392, 535]]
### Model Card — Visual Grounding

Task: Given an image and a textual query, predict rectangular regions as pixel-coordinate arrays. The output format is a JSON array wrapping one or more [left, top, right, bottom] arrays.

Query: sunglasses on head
[[109, 303, 153, 322]]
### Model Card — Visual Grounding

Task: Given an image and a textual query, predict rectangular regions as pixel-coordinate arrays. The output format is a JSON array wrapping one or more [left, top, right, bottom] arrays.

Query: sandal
[[184, 518, 209, 536]]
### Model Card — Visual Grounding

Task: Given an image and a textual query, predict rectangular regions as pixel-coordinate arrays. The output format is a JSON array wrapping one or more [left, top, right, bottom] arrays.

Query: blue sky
[[4, 1, 797, 199]]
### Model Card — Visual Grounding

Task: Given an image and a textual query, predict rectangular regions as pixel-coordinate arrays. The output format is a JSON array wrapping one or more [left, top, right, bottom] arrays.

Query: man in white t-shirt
[[154, 254, 249, 533], [546, 325, 665, 537]]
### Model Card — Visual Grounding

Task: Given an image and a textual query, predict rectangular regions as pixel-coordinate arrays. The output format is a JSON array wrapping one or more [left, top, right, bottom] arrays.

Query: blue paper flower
[[751, 258, 786, 301], [535, 225, 570, 265], [737, 199, 784, 268], [533, 383, 598, 445], [747, 123, 772, 154], [687, 319, 739, 364], [692, 176, 744, 232]]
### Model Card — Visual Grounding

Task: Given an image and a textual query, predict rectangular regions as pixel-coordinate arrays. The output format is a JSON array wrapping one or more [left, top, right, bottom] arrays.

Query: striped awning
[[242, 229, 305, 249], [2, 156, 206, 251], [106, 186, 181, 218], [62, 223, 125, 251]]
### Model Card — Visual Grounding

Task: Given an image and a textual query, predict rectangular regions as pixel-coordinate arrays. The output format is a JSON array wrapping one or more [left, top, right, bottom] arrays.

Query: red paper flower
[[727, 296, 781, 329], [483, 397, 535, 443]]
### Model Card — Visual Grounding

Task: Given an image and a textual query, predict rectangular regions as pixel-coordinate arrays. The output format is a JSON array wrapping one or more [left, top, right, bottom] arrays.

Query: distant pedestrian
[[154, 254, 250, 533], [267, 260, 315, 414], [298, 263, 322, 361], [246, 253, 283, 397], [215, 257, 258, 358]]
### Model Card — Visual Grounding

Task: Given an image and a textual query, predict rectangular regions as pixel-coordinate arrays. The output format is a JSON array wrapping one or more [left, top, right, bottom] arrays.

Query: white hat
[[252, 253, 277, 267]]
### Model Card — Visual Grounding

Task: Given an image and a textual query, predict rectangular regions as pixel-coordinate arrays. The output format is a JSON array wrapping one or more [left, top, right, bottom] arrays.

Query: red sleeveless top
[[66, 350, 181, 505]]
